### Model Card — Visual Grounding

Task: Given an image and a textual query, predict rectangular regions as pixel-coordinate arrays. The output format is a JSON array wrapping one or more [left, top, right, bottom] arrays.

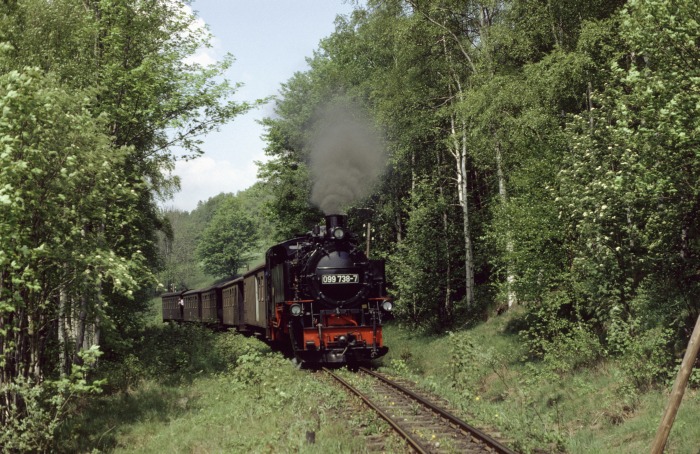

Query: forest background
[[0, 0, 699, 451]]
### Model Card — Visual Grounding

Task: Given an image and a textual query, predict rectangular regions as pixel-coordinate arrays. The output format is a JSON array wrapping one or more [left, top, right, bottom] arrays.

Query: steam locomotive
[[161, 214, 392, 365]]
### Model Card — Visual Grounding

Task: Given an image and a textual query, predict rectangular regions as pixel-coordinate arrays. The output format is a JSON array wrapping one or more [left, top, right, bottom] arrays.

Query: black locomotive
[[266, 214, 391, 364], [162, 214, 392, 366]]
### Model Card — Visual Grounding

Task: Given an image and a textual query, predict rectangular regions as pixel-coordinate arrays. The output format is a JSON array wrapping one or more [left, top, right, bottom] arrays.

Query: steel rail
[[323, 367, 430, 454], [359, 367, 518, 454]]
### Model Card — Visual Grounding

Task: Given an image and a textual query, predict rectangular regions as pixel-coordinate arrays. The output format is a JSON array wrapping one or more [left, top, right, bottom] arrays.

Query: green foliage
[[518, 291, 602, 375], [387, 178, 463, 329], [159, 184, 277, 291], [617, 326, 674, 395], [158, 207, 210, 291], [605, 289, 678, 395], [552, 0, 700, 357], [0, 67, 143, 292], [0, 66, 149, 400], [57, 332, 366, 453], [543, 326, 603, 376], [3, 0, 692, 446], [387, 358, 412, 376], [0, 347, 104, 452], [227, 343, 288, 396], [255, 66, 333, 239], [382, 318, 700, 453], [1, 4, 252, 447], [488, 194, 568, 302], [447, 331, 508, 399], [447, 331, 478, 392], [196, 197, 259, 278], [99, 325, 249, 390], [236, 182, 278, 249]]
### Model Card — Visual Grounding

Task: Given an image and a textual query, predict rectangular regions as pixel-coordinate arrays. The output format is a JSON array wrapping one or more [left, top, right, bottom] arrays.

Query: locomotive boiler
[[266, 214, 391, 364]]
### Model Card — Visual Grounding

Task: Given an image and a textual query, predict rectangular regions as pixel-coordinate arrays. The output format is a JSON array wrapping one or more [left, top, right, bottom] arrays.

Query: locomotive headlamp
[[332, 227, 345, 240], [290, 304, 303, 316], [381, 301, 393, 312]]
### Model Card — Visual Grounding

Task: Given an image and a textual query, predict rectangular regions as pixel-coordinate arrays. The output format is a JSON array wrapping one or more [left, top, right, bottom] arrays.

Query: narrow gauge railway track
[[323, 367, 518, 454]]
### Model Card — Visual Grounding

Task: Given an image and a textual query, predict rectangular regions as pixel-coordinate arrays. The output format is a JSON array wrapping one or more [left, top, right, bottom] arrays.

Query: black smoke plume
[[308, 102, 386, 215]]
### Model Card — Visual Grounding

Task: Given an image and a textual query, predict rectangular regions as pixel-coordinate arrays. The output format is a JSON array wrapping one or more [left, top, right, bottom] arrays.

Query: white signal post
[[365, 222, 371, 257]]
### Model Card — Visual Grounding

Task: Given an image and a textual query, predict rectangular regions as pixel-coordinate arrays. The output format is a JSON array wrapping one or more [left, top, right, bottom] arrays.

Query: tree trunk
[[28, 310, 39, 379], [443, 206, 452, 322], [0, 270, 8, 384], [450, 110, 475, 309], [18, 306, 30, 379], [441, 32, 475, 310], [395, 210, 403, 243], [495, 140, 517, 308], [58, 285, 71, 376], [436, 147, 453, 325], [74, 295, 88, 366]]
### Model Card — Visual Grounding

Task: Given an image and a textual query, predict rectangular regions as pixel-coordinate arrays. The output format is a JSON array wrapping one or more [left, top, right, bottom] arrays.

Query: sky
[[165, 0, 359, 211]]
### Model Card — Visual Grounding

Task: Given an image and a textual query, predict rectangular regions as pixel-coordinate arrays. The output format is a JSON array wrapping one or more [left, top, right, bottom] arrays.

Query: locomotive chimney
[[325, 214, 347, 231]]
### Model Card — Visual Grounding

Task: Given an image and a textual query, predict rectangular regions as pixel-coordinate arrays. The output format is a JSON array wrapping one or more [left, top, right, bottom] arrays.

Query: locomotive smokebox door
[[313, 249, 366, 306]]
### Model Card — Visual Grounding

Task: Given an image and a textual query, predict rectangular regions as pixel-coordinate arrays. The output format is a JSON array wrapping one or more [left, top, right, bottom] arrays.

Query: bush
[[447, 331, 509, 397], [606, 290, 678, 394], [98, 325, 258, 391], [519, 292, 577, 358], [0, 347, 104, 452], [517, 291, 603, 374], [618, 326, 674, 392], [541, 326, 603, 375]]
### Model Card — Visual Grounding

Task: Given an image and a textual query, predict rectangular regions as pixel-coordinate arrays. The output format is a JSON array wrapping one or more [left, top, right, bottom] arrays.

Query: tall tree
[[0, 0, 252, 445], [196, 198, 259, 278], [0, 67, 146, 434]]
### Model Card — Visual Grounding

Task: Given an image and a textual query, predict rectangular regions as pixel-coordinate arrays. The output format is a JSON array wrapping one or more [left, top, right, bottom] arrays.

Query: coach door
[[237, 284, 244, 326], [255, 275, 260, 323]]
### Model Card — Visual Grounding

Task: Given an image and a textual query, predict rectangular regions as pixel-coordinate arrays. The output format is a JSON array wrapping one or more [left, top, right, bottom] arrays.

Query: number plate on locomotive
[[321, 274, 359, 284]]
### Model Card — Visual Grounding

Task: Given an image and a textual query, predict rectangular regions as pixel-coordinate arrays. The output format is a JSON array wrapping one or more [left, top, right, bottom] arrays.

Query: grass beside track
[[59, 305, 699, 453], [59, 327, 372, 453], [378, 311, 700, 453]]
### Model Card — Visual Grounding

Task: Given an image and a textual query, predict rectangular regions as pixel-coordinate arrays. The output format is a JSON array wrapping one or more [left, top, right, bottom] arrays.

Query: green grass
[[57, 311, 700, 453], [58, 328, 377, 453], [104, 374, 368, 453], [377, 312, 700, 453]]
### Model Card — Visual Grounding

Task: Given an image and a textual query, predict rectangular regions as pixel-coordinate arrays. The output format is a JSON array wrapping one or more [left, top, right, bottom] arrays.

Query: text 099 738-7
[[321, 274, 359, 284]]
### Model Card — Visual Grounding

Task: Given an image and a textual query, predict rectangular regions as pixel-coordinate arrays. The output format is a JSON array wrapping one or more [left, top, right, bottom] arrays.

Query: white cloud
[[183, 46, 218, 66], [165, 156, 260, 211]]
